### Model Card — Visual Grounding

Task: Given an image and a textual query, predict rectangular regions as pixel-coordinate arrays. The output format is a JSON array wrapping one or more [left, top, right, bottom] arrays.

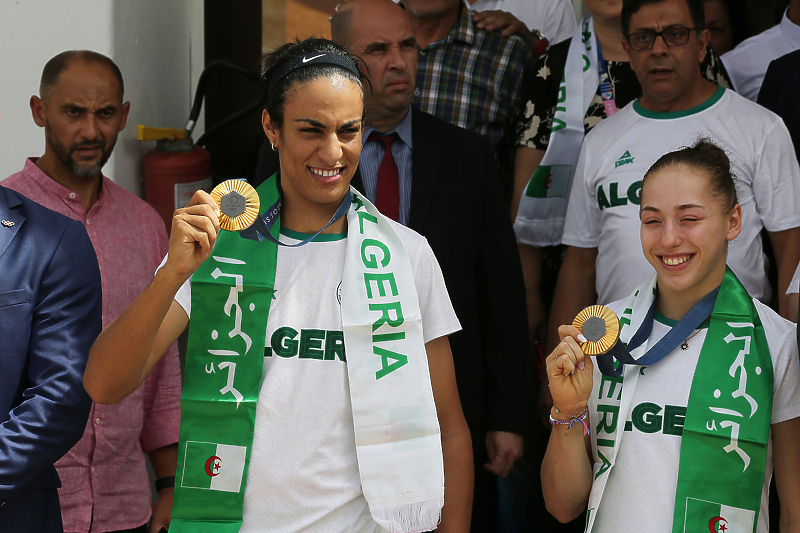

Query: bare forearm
[[511, 148, 546, 221], [438, 426, 473, 533], [148, 443, 179, 478], [541, 426, 593, 522], [85, 268, 186, 404], [547, 247, 598, 351]]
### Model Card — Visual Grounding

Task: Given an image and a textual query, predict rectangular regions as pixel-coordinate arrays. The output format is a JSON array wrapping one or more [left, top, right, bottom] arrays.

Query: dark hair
[[622, 0, 705, 38], [41, 50, 124, 100], [261, 37, 365, 128], [702, 0, 750, 50], [643, 138, 738, 213]]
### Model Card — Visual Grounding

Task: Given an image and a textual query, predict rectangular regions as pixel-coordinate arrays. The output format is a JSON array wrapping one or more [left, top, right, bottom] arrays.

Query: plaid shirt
[[413, 4, 531, 160]]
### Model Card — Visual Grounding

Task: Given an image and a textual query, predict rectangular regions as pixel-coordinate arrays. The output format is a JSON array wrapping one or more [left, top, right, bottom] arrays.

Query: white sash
[[340, 189, 444, 532], [514, 15, 600, 247], [585, 275, 656, 532]]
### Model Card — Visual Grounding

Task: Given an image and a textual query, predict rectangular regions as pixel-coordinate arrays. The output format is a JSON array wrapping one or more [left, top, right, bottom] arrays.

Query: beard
[[45, 128, 115, 178]]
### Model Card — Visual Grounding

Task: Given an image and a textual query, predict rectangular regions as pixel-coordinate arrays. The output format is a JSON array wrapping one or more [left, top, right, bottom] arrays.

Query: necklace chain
[[680, 328, 703, 350]]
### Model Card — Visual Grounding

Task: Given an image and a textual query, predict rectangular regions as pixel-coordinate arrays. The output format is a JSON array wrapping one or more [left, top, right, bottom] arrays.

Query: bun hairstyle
[[261, 37, 365, 128], [643, 138, 738, 213]]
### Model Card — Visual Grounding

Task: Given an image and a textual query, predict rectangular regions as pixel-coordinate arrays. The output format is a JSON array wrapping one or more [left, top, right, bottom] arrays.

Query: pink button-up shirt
[[3, 159, 182, 533]]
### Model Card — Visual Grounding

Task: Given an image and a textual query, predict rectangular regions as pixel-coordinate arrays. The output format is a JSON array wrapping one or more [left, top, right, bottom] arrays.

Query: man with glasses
[[547, 0, 800, 345]]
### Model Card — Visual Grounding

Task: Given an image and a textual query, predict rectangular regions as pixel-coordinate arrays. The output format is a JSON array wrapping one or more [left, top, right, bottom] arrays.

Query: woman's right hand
[[546, 324, 594, 416], [165, 189, 221, 281]]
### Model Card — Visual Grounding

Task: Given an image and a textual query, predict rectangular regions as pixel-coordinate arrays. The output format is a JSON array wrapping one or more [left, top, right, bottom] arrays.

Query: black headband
[[267, 52, 361, 93]]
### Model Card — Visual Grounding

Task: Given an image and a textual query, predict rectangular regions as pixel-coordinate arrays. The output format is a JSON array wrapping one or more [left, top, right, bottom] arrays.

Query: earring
[[271, 142, 278, 152]]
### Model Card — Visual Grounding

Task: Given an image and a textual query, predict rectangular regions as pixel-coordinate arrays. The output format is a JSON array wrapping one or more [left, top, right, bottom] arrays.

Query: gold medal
[[573, 305, 620, 355], [210, 180, 260, 232]]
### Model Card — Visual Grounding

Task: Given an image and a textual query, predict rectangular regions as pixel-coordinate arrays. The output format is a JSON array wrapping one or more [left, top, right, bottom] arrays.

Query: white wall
[[0, 0, 204, 197]]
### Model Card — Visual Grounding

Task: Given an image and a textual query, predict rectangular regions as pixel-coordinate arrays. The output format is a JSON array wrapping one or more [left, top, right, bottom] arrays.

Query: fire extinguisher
[[138, 60, 262, 232]]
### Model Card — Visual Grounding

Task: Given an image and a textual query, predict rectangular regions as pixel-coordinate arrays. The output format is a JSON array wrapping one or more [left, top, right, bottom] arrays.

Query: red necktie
[[369, 132, 400, 222]]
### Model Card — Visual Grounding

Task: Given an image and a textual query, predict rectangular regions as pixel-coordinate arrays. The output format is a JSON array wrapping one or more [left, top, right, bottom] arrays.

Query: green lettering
[[609, 182, 627, 207], [370, 301, 404, 331], [596, 438, 614, 448], [598, 374, 623, 400], [373, 332, 406, 342], [595, 450, 612, 479], [375, 346, 408, 379], [624, 420, 632, 431], [627, 180, 642, 205], [272, 326, 299, 358], [324, 330, 346, 361], [357, 210, 378, 233], [597, 184, 611, 210], [632, 402, 662, 433], [663, 405, 686, 436], [299, 329, 325, 359], [364, 272, 398, 298], [361, 239, 391, 268], [582, 54, 590, 72], [595, 404, 619, 434], [557, 81, 566, 103]]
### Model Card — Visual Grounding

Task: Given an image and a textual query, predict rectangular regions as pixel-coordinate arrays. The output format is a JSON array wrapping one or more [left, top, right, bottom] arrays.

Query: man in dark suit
[[0, 185, 101, 532], [758, 48, 800, 163], [332, 1, 535, 530]]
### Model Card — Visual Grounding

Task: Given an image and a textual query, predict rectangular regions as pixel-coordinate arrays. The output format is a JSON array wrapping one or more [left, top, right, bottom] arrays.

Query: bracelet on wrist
[[155, 475, 175, 492], [549, 406, 590, 436]]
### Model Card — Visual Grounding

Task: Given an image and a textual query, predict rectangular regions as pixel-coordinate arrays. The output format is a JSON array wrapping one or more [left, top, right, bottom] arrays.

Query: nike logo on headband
[[302, 54, 325, 63]]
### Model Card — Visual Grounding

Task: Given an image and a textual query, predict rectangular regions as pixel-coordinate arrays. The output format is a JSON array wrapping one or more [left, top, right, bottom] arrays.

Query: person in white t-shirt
[[83, 37, 473, 533], [543, 140, 800, 533], [548, 0, 800, 350], [466, 0, 577, 47], [721, 0, 800, 101]]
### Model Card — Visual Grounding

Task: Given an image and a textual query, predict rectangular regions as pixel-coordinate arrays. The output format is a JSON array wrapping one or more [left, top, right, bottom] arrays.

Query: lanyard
[[596, 286, 719, 376], [595, 39, 618, 117], [239, 177, 352, 247]]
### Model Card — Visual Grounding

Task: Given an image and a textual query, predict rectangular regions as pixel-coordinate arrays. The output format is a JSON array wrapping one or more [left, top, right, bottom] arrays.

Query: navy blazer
[[0, 185, 100, 532]]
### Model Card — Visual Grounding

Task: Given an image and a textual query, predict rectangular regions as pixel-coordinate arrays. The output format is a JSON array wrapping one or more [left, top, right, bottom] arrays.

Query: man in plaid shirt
[[405, 0, 532, 192]]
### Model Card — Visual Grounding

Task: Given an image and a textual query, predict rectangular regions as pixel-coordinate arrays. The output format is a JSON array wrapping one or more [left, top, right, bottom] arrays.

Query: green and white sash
[[514, 15, 599, 247], [170, 175, 443, 533], [587, 269, 772, 533]]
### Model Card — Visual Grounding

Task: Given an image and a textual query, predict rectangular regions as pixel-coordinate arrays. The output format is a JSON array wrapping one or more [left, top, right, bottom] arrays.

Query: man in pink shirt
[[2, 50, 181, 533]]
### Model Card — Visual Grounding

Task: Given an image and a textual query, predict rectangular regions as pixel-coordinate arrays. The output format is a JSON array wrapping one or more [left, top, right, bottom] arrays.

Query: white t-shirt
[[589, 298, 800, 533], [462, 0, 577, 44], [172, 224, 461, 533], [562, 86, 800, 306], [722, 9, 800, 101]]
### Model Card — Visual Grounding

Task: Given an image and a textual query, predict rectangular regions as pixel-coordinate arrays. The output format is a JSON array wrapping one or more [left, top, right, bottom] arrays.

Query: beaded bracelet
[[549, 406, 590, 436]]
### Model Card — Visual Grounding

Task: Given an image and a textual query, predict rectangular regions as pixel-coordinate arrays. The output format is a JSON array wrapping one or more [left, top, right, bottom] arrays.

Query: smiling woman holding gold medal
[[84, 37, 472, 533], [542, 140, 800, 533]]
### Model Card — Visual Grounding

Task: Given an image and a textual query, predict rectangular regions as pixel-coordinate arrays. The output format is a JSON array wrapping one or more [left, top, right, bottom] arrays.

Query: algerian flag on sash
[[514, 15, 599, 247], [586, 268, 772, 533], [180, 442, 247, 493], [685, 498, 756, 533], [170, 174, 443, 533]]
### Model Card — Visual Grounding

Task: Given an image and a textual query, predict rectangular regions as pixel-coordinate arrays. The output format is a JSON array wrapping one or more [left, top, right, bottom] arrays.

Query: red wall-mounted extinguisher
[[138, 60, 261, 233]]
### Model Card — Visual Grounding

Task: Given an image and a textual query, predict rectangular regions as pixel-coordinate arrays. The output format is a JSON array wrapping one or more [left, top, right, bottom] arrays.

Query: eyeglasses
[[627, 26, 698, 51]]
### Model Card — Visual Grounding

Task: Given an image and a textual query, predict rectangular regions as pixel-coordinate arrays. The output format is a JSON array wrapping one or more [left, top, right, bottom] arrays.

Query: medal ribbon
[[239, 175, 352, 247], [596, 286, 719, 376]]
